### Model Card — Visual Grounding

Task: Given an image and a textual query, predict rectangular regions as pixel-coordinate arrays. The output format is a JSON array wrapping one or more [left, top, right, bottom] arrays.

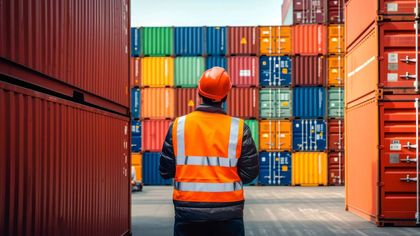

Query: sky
[[131, 0, 283, 27]]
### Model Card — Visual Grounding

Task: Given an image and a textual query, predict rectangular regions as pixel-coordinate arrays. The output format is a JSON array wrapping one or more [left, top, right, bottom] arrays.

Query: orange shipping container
[[328, 25, 345, 54], [132, 153, 142, 182], [259, 120, 292, 151], [130, 57, 141, 87], [141, 57, 174, 87], [259, 26, 292, 55], [293, 25, 327, 55], [328, 55, 345, 86], [141, 88, 175, 119]]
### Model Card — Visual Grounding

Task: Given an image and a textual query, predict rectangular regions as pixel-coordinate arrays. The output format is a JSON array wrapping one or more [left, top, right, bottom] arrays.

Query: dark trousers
[[174, 218, 245, 236]]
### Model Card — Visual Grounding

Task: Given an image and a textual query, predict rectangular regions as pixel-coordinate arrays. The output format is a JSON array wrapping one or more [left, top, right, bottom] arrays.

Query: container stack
[[345, 0, 420, 226]]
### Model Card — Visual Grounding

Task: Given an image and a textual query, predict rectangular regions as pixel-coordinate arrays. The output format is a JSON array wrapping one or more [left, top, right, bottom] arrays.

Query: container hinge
[[400, 72, 417, 80], [403, 142, 418, 149], [400, 175, 418, 182], [401, 156, 418, 163], [377, 145, 384, 150], [401, 56, 417, 64]]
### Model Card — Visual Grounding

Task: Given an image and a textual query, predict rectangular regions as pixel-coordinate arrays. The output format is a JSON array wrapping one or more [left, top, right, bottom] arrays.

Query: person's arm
[[159, 123, 176, 179], [237, 123, 259, 184]]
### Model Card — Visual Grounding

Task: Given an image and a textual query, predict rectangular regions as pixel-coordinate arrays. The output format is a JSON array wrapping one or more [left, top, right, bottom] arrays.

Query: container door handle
[[400, 72, 417, 80], [403, 141, 418, 149], [400, 175, 418, 182], [400, 56, 417, 64], [401, 155, 418, 163]]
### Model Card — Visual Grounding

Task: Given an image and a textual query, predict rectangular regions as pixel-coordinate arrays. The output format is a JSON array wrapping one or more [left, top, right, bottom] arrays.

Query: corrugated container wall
[[206, 27, 227, 56], [293, 87, 326, 118], [174, 27, 205, 56], [141, 88, 175, 119], [0, 0, 130, 109], [142, 27, 173, 56], [228, 27, 259, 55], [328, 25, 345, 54], [175, 88, 201, 117], [244, 119, 259, 149], [260, 88, 292, 118], [328, 56, 344, 86], [259, 56, 292, 87], [293, 25, 327, 55], [131, 88, 140, 119], [259, 120, 292, 151], [329, 152, 345, 185], [328, 119, 344, 151], [131, 27, 142, 57], [292, 152, 328, 186], [228, 56, 259, 87], [142, 152, 173, 185], [292, 119, 327, 151], [259, 26, 292, 55], [131, 57, 141, 87], [142, 120, 171, 152], [141, 57, 174, 87], [259, 152, 292, 185], [227, 88, 259, 118], [0, 82, 130, 236], [132, 120, 142, 152], [206, 56, 227, 70], [293, 0, 327, 24], [328, 0, 344, 24], [328, 88, 344, 118], [293, 56, 326, 86], [174, 57, 205, 87]]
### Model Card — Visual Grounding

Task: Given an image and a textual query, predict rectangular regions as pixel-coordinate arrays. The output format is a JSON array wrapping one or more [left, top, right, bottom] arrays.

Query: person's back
[[160, 67, 259, 236]]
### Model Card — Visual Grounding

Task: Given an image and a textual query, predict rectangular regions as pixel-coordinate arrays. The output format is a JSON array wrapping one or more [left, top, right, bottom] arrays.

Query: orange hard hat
[[198, 67, 232, 102]]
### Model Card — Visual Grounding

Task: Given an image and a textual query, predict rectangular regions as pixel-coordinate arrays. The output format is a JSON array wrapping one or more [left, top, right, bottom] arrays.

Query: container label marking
[[387, 3, 398, 12], [388, 53, 398, 64], [390, 140, 401, 151], [240, 70, 251, 77], [387, 73, 398, 82], [389, 154, 400, 164]]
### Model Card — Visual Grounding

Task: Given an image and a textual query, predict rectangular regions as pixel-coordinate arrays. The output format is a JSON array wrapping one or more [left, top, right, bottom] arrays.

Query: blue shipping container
[[206, 56, 227, 70], [292, 119, 327, 151], [293, 87, 326, 118], [206, 26, 227, 55], [132, 120, 141, 152], [143, 152, 173, 185], [131, 27, 141, 57], [174, 27, 205, 56], [131, 88, 140, 119], [260, 56, 292, 87], [258, 152, 292, 185]]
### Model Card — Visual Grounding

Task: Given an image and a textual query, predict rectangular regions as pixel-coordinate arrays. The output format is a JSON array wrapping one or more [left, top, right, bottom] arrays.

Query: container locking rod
[[400, 156, 418, 163], [400, 175, 418, 182], [400, 72, 417, 80]]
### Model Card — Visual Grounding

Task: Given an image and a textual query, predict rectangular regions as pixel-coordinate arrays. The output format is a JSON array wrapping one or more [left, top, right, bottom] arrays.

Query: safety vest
[[172, 111, 244, 203]]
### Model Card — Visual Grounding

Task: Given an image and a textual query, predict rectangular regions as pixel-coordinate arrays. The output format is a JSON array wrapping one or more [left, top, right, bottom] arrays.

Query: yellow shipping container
[[141, 88, 175, 119], [328, 25, 345, 54], [328, 56, 345, 86], [292, 152, 328, 186], [141, 57, 174, 87], [260, 26, 292, 55], [132, 153, 142, 182], [259, 120, 291, 151]]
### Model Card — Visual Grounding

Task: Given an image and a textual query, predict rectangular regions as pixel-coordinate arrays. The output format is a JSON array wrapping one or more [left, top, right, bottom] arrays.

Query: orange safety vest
[[172, 111, 244, 203]]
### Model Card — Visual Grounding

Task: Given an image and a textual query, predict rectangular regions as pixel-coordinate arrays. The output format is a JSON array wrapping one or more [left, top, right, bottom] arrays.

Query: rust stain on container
[[228, 56, 259, 87], [293, 56, 326, 86], [293, 25, 327, 55], [226, 87, 259, 118], [228, 27, 259, 55], [175, 88, 201, 117], [141, 88, 175, 119], [142, 119, 171, 152]]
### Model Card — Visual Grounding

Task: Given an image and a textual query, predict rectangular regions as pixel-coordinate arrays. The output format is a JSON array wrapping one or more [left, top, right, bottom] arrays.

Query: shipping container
[[293, 56, 326, 86], [226, 87, 259, 118], [260, 88, 292, 118], [174, 57, 205, 87], [328, 25, 345, 54], [328, 119, 344, 151], [174, 27, 205, 56], [143, 152, 173, 185], [244, 119, 259, 150], [259, 152, 292, 185], [228, 27, 259, 55], [292, 152, 328, 186], [206, 26, 227, 56], [259, 120, 292, 151], [143, 27, 173, 56], [328, 88, 344, 118], [328, 152, 344, 186], [293, 87, 326, 118], [293, 0, 327, 24], [0, 0, 130, 111], [141, 88, 175, 119], [132, 153, 143, 182], [259, 56, 292, 87], [259, 26, 292, 55], [175, 88, 201, 117], [293, 25, 328, 55], [0, 82, 130, 236], [131, 57, 141, 87], [346, 94, 420, 226], [292, 119, 327, 151], [328, 0, 344, 24], [131, 88, 141, 119], [228, 56, 259, 87], [206, 56, 228, 70], [131, 27, 142, 57], [327, 55, 345, 87], [141, 57, 174, 87], [132, 120, 142, 152], [142, 119, 171, 152]]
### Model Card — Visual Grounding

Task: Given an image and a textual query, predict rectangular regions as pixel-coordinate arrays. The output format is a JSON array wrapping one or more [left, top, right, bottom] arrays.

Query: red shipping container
[[293, 25, 327, 55], [0, 0, 130, 112], [142, 119, 171, 152], [293, 0, 327, 24], [227, 87, 259, 118], [131, 57, 141, 87], [328, 119, 344, 151], [0, 82, 130, 236], [228, 27, 259, 55], [175, 88, 201, 117], [228, 56, 259, 87], [328, 152, 345, 185], [328, 0, 345, 24], [293, 56, 326, 86]]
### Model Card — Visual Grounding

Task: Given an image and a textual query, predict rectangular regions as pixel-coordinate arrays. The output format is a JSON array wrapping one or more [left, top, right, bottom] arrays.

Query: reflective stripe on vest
[[174, 181, 243, 192], [176, 156, 238, 167]]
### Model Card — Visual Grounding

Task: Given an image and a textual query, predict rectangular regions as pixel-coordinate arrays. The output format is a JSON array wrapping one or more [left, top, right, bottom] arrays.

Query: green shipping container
[[175, 57, 205, 87], [143, 27, 173, 56], [328, 88, 344, 118], [260, 88, 292, 118], [244, 119, 259, 150]]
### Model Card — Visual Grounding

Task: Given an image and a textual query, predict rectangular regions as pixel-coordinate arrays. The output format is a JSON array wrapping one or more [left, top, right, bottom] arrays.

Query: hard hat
[[198, 67, 232, 102]]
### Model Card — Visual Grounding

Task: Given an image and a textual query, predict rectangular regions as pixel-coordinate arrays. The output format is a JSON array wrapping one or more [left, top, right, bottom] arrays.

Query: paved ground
[[131, 186, 420, 236]]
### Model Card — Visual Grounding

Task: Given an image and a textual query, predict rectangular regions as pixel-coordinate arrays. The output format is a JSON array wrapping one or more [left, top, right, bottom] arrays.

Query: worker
[[160, 67, 259, 236]]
